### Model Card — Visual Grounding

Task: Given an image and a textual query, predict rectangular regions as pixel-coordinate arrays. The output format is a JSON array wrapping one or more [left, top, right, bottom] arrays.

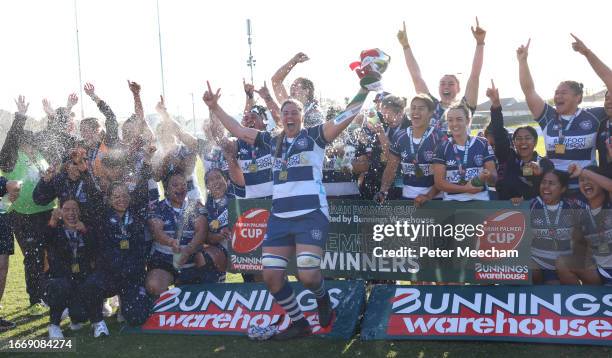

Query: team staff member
[[376, 94, 443, 205], [397, 18, 486, 131], [45, 199, 102, 339], [484, 81, 553, 203], [557, 165, 612, 285], [0, 96, 55, 315], [517, 36, 608, 191], [204, 79, 370, 340], [0, 176, 20, 330], [432, 104, 497, 201]]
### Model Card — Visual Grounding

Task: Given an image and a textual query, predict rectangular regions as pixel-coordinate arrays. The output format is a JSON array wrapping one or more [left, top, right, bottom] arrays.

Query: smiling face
[[242, 112, 265, 130], [380, 105, 403, 128], [539, 172, 566, 205], [110, 184, 130, 214], [289, 79, 311, 104], [80, 122, 100, 148], [513, 128, 536, 160], [579, 173, 604, 202], [166, 174, 188, 205], [410, 98, 433, 130], [61, 199, 80, 226], [206, 170, 227, 200], [446, 108, 469, 138], [65, 162, 81, 181], [438, 75, 460, 103], [281, 101, 303, 138], [554, 83, 582, 115]]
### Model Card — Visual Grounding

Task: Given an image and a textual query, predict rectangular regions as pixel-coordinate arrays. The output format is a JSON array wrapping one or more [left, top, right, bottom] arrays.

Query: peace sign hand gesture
[[202, 81, 222, 110], [471, 16, 486, 45]]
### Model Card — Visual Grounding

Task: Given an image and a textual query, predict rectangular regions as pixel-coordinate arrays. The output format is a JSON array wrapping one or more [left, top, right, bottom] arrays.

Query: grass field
[[1, 247, 610, 358]]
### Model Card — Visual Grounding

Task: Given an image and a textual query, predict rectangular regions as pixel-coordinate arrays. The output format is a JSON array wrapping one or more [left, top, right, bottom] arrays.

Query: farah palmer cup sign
[[361, 285, 612, 346], [228, 200, 532, 284], [130, 281, 365, 339]]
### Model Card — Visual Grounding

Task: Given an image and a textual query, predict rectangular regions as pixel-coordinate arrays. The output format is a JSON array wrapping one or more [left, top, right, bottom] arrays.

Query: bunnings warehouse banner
[[131, 281, 365, 339], [361, 285, 612, 346], [228, 200, 532, 284]]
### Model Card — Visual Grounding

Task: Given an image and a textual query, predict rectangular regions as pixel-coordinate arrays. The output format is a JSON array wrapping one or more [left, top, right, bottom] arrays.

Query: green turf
[[1, 247, 610, 357]]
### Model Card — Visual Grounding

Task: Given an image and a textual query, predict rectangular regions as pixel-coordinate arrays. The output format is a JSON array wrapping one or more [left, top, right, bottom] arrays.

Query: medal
[[522, 166, 533, 176], [278, 170, 288, 181], [248, 163, 258, 173], [120, 239, 129, 250], [210, 219, 220, 230], [414, 165, 424, 178], [554, 143, 566, 155], [71, 263, 80, 273]]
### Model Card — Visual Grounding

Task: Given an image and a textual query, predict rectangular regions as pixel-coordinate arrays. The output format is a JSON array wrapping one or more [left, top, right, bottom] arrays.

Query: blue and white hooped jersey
[[205, 194, 231, 249], [390, 126, 443, 199], [148, 199, 207, 267], [529, 197, 583, 270], [255, 124, 329, 218], [432, 136, 495, 201], [581, 199, 612, 270], [237, 137, 273, 199], [596, 118, 612, 177], [537, 104, 606, 179]]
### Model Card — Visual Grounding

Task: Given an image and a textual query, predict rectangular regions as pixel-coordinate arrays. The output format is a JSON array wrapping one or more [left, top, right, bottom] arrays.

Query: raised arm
[[271, 52, 309, 103], [128, 80, 154, 143], [568, 163, 612, 193], [323, 88, 369, 142], [571, 34, 612, 93], [464, 17, 486, 108], [220, 138, 245, 187], [202, 81, 259, 145], [243, 79, 256, 115], [84, 83, 119, 147], [397, 21, 429, 94], [517, 39, 546, 118], [255, 81, 281, 127], [486, 80, 511, 162], [156, 95, 198, 152], [0, 96, 29, 173]]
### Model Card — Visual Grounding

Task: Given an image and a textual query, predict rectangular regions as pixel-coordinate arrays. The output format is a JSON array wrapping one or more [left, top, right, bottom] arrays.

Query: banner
[[131, 281, 365, 339], [361, 285, 612, 346], [228, 200, 532, 284]]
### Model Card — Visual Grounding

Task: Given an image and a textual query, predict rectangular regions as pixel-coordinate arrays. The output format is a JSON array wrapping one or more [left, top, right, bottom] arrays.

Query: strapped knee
[[262, 254, 289, 270], [296, 252, 321, 270]]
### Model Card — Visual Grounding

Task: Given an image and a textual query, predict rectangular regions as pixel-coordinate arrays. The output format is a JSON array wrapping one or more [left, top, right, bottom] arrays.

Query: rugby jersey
[[390, 126, 444, 199], [255, 124, 329, 218], [596, 117, 612, 178], [322, 142, 359, 197], [432, 136, 495, 201], [537, 104, 606, 186], [529, 197, 583, 270], [236, 137, 273, 199], [581, 199, 612, 270], [205, 194, 232, 250], [148, 199, 207, 268], [44, 225, 95, 280]]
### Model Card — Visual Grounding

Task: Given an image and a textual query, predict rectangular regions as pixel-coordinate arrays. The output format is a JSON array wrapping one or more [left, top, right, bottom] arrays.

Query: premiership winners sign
[[361, 285, 612, 346], [228, 200, 532, 284], [133, 281, 365, 339]]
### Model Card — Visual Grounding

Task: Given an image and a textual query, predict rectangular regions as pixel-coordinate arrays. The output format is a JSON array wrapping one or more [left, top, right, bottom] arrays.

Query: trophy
[[349, 48, 391, 92]]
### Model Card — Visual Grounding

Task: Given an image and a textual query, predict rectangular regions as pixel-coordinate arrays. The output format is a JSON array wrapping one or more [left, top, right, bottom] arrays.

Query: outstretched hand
[[15, 95, 29, 115], [570, 33, 590, 56], [291, 52, 309, 65], [84, 82, 96, 96], [397, 21, 410, 48], [471, 16, 486, 45], [486, 79, 500, 107], [42, 98, 54, 116], [127, 80, 141, 94], [66, 93, 78, 108], [156, 95, 168, 114], [202, 81, 222, 109], [516, 39, 530, 61]]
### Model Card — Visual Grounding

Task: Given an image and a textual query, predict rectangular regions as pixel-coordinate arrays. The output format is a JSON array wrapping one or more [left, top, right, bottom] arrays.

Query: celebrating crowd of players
[[0, 20, 610, 341]]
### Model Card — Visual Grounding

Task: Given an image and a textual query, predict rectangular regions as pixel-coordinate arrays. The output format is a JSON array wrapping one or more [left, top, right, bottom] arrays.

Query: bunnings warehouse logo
[[387, 288, 612, 339]]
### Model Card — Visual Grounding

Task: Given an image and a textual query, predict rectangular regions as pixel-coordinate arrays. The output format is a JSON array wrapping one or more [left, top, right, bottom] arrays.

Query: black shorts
[[0, 214, 14, 256]]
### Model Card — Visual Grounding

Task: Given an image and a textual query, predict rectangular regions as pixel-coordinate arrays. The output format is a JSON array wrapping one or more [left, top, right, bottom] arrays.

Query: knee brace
[[296, 252, 321, 270], [261, 254, 289, 270]]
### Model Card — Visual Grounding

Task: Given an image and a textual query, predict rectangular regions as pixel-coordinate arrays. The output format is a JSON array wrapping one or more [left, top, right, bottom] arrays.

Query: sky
[[1, 0, 611, 124]]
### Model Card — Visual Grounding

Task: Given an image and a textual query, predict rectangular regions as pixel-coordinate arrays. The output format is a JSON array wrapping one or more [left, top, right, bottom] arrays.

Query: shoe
[[316, 294, 334, 328], [0, 318, 16, 331], [272, 318, 311, 340], [102, 300, 113, 318], [27, 303, 49, 316], [116, 310, 125, 323], [48, 324, 64, 339], [61, 308, 69, 321], [92, 320, 109, 338], [69, 322, 84, 331]]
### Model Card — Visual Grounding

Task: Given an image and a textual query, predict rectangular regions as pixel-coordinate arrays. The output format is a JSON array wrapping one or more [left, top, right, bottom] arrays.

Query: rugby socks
[[272, 281, 305, 323], [311, 279, 326, 299]]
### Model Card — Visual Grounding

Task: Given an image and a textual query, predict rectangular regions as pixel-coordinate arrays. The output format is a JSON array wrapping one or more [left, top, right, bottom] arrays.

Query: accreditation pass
[[1, 338, 76, 352]]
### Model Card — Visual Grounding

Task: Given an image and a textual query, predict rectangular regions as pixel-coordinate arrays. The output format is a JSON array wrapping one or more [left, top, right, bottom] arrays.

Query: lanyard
[[211, 196, 226, 218], [250, 146, 258, 164], [118, 211, 130, 236], [518, 152, 541, 168], [281, 136, 299, 168], [538, 197, 562, 233], [452, 136, 471, 175], [65, 229, 79, 259], [409, 127, 434, 163], [167, 199, 188, 229], [556, 110, 580, 140], [304, 101, 316, 114], [586, 204, 605, 238], [74, 180, 83, 199]]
